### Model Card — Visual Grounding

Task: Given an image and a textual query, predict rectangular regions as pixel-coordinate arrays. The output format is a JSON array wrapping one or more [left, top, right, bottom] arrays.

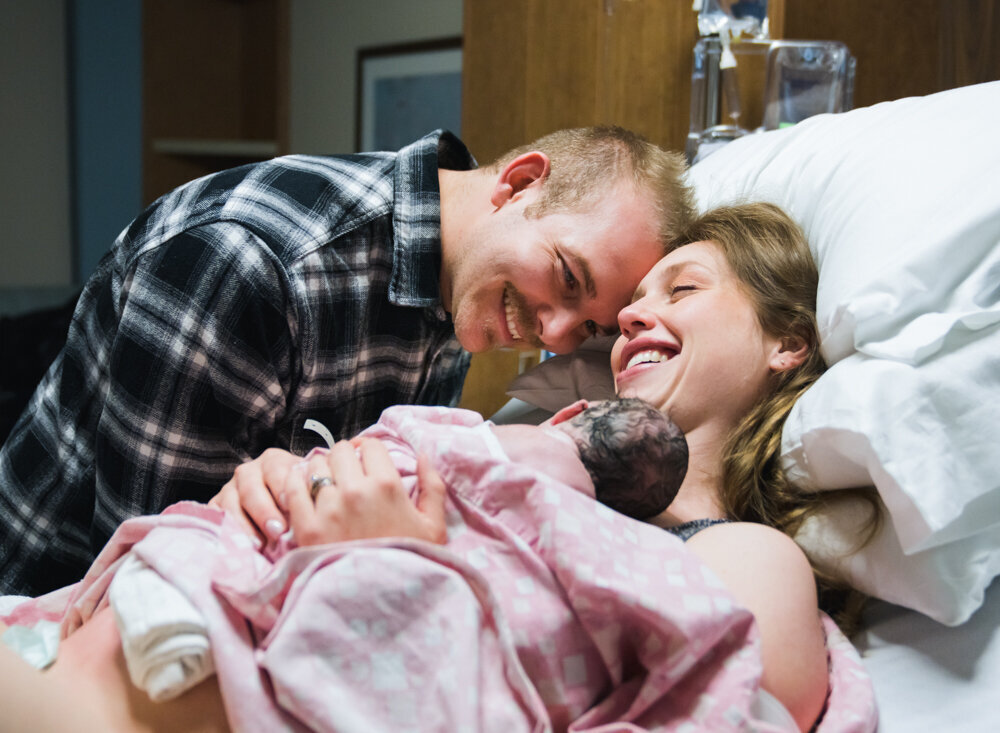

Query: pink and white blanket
[[3, 407, 877, 732]]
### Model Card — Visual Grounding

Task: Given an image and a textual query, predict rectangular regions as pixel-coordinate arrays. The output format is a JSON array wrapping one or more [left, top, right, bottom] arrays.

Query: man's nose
[[537, 307, 587, 354]]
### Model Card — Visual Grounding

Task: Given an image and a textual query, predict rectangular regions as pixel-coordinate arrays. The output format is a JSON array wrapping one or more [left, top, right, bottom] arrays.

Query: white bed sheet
[[495, 400, 999, 731], [857, 577, 1000, 732]]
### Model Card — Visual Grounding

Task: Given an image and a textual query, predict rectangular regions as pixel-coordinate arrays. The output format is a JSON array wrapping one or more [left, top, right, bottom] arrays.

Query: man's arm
[[93, 224, 298, 517], [0, 224, 297, 595]]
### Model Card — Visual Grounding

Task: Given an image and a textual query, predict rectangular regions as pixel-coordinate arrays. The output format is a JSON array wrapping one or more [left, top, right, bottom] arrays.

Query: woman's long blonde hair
[[668, 202, 881, 630]]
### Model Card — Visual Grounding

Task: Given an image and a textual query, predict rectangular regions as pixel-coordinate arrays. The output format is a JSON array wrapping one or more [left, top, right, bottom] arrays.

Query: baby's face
[[488, 422, 594, 497]]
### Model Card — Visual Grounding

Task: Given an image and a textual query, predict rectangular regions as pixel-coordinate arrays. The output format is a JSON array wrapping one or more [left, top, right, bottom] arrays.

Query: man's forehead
[[585, 242, 662, 321]]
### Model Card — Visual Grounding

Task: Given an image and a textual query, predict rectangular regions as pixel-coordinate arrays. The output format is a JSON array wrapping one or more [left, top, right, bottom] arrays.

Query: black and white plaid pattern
[[0, 131, 473, 595]]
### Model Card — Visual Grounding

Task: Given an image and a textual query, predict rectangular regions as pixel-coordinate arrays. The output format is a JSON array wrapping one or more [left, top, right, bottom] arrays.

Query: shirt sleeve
[[95, 224, 298, 519], [0, 223, 298, 595]]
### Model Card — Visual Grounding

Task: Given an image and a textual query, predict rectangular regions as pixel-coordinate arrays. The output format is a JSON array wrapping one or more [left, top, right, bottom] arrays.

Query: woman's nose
[[617, 299, 654, 337]]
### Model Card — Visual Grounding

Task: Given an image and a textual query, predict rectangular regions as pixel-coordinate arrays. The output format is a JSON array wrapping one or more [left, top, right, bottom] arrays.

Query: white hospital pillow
[[688, 81, 1000, 625]]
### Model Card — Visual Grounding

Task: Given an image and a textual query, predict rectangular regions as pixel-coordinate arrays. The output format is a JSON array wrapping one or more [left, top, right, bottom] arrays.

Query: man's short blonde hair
[[489, 126, 694, 251]]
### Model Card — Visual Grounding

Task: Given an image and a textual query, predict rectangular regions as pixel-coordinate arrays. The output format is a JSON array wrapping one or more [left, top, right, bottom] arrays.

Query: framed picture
[[356, 37, 463, 152]]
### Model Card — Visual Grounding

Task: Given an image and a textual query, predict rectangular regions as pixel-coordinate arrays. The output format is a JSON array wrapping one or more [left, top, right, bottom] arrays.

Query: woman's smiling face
[[611, 241, 782, 433]]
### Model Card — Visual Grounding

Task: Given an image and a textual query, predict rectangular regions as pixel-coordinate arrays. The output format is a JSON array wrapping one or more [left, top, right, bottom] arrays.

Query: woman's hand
[[286, 438, 447, 546], [208, 448, 302, 542]]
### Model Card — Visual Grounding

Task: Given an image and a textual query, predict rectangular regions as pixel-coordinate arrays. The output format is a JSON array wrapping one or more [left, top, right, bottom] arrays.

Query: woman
[[611, 202, 832, 730], [2, 203, 842, 731], [212, 201, 836, 731]]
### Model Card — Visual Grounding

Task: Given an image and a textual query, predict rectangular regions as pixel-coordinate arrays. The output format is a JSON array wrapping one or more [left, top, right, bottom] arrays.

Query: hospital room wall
[[0, 0, 462, 303], [0, 2, 74, 293], [0, 1, 142, 297], [289, 0, 463, 155]]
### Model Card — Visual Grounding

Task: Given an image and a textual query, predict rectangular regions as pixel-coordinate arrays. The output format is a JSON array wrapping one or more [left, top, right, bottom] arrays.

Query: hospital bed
[[498, 80, 1000, 732], [3, 82, 998, 732]]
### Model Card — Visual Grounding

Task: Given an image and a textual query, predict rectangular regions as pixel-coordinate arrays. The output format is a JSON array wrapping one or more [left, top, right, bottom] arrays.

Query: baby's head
[[548, 398, 688, 520]]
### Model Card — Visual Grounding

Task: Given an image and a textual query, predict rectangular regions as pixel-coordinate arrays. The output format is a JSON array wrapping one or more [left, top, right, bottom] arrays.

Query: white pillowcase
[[688, 81, 1000, 625]]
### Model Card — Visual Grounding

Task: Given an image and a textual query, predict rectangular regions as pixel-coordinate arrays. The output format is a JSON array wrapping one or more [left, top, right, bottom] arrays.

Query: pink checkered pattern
[[3, 406, 877, 732]]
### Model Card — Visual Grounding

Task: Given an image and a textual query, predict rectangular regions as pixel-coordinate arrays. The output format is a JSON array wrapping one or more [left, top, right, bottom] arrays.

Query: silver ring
[[310, 474, 333, 500]]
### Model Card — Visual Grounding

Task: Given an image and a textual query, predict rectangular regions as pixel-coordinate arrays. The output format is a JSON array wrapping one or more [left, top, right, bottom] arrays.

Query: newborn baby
[[492, 397, 687, 520], [0, 398, 688, 711]]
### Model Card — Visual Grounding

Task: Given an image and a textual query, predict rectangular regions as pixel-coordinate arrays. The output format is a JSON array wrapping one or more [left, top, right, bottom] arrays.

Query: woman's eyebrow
[[663, 260, 712, 281]]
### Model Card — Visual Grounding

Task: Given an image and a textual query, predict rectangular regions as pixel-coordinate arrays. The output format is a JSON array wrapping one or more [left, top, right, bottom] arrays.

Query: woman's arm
[[686, 522, 828, 733]]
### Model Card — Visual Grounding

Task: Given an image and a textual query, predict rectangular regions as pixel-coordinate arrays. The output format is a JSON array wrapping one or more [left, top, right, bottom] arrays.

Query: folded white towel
[[108, 554, 215, 702]]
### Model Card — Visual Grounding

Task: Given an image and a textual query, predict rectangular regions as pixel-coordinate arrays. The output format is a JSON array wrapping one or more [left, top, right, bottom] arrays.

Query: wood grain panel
[[939, 0, 1000, 89], [458, 349, 538, 418], [461, 0, 531, 163], [143, 1, 247, 142], [523, 1, 603, 137], [783, 0, 1000, 109], [597, 0, 699, 151], [143, 0, 288, 203], [240, 0, 287, 141], [767, 0, 786, 40], [783, 0, 942, 107]]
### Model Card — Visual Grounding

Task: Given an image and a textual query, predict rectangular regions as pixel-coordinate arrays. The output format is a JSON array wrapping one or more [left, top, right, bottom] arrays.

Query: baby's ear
[[545, 399, 590, 426]]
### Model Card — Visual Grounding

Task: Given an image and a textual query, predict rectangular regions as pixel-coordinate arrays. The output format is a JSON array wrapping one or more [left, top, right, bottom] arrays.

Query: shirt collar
[[390, 130, 476, 315]]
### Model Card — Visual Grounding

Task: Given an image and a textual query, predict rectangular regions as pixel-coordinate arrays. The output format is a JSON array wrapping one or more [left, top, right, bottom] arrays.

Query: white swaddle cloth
[[108, 554, 215, 702]]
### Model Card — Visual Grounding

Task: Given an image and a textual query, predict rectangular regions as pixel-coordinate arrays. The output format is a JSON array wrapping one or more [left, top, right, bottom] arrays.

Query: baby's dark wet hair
[[565, 398, 688, 520]]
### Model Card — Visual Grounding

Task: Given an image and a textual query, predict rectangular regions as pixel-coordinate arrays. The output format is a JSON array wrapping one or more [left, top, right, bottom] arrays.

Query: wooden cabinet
[[142, 0, 290, 205], [461, 0, 698, 162], [782, 0, 1000, 110], [458, 0, 1000, 418], [458, 0, 700, 418]]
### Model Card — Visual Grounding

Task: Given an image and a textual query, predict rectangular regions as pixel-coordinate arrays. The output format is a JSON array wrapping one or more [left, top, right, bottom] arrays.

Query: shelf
[[151, 138, 281, 158]]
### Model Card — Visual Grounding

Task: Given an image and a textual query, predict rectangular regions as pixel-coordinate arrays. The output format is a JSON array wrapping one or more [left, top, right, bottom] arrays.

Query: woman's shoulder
[[688, 519, 806, 556], [685, 520, 815, 598], [686, 521, 827, 731]]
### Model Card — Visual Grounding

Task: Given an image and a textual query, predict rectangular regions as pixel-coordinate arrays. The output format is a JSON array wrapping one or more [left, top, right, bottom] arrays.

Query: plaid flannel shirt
[[0, 131, 473, 595]]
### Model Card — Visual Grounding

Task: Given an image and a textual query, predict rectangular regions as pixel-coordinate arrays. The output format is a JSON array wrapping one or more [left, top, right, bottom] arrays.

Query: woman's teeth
[[504, 291, 522, 341], [626, 349, 673, 370]]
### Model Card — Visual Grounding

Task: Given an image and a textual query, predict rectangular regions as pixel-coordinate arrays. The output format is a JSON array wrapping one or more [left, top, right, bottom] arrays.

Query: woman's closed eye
[[670, 284, 697, 298]]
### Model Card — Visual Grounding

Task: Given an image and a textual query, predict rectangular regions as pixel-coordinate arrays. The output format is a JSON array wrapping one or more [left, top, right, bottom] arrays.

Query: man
[[0, 127, 692, 595]]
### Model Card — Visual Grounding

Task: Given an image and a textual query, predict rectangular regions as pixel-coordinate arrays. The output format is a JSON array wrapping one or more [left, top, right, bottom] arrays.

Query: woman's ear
[[490, 151, 551, 208], [768, 334, 810, 373]]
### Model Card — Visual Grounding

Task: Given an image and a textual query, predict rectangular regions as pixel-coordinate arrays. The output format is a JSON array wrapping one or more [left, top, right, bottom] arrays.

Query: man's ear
[[545, 399, 589, 426], [490, 151, 551, 208], [769, 334, 810, 373]]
